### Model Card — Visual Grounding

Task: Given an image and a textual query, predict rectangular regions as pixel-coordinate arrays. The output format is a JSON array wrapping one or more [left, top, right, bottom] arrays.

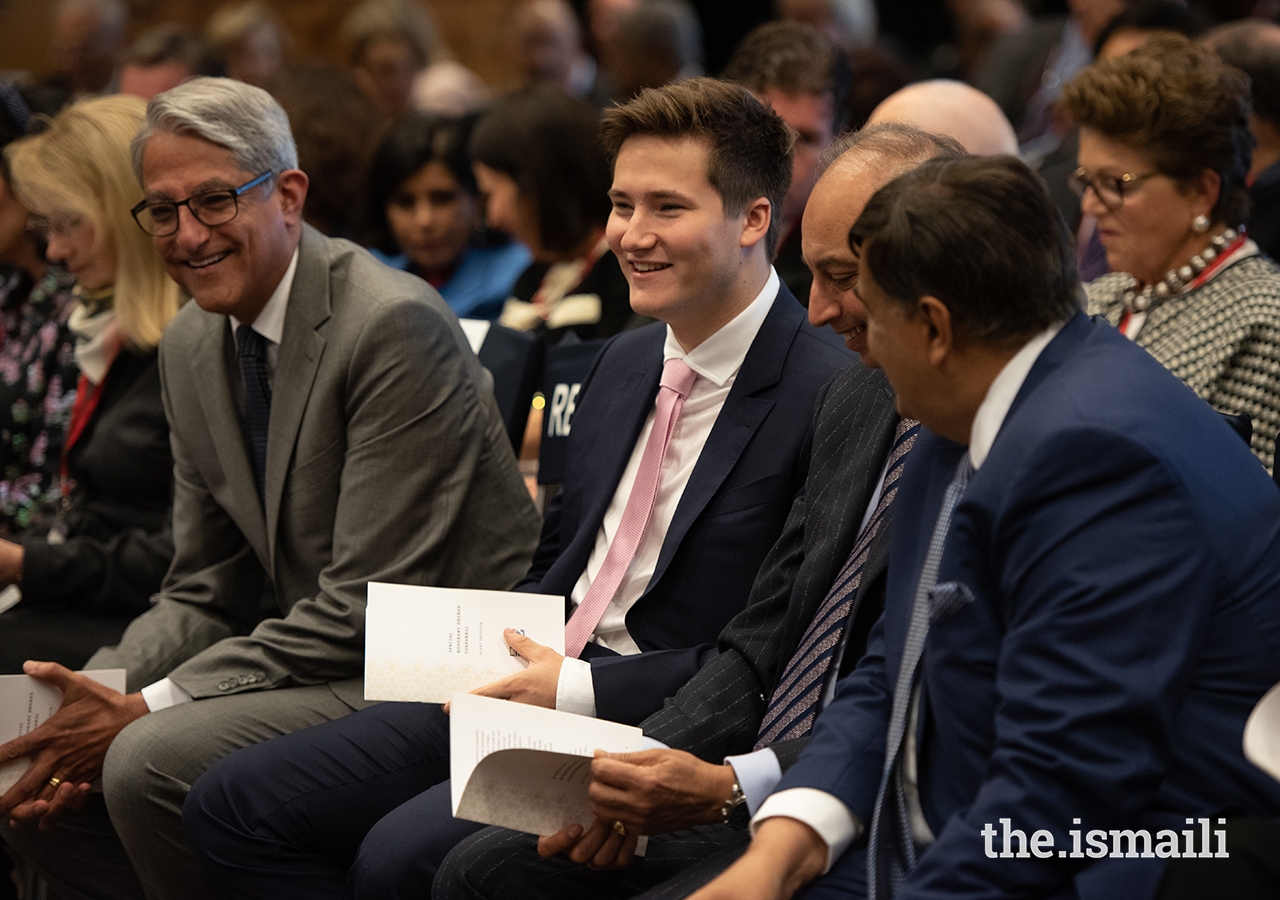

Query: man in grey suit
[[0, 77, 541, 900], [432, 124, 964, 900]]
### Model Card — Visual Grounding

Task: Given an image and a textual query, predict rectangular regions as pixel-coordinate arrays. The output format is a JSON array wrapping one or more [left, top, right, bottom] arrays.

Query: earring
[[1192, 214, 1210, 234]]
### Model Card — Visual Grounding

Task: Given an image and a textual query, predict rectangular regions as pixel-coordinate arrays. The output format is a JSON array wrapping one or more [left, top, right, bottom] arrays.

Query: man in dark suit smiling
[[183, 77, 855, 900]]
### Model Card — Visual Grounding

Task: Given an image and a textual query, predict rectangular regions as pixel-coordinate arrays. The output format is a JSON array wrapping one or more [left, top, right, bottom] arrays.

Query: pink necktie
[[563, 357, 698, 658]]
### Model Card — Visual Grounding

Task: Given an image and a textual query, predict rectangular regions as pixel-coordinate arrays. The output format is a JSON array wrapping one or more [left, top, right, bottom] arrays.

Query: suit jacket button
[[218, 682, 230, 691]]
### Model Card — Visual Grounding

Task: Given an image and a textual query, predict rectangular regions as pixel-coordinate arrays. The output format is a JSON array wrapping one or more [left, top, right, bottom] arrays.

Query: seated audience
[[723, 20, 849, 305], [775, 0, 878, 51], [432, 122, 964, 900], [1063, 35, 1280, 472], [1205, 20, 1280, 262], [0, 94, 181, 671], [271, 63, 384, 239], [364, 113, 531, 320], [691, 153, 1280, 900], [183, 77, 852, 900], [204, 1, 290, 90], [1092, 0, 1203, 60], [0, 87, 78, 536], [47, 0, 127, 100], [974, 0, 1127, 156], [508, 0, 610, 108], [475, 84, 639, 344], [0, 77, 540, 900], [118, 25, 224, 101], [865, 79, 1018, 157], [608, 0, 704, 100], [342, 0, 487, 120]]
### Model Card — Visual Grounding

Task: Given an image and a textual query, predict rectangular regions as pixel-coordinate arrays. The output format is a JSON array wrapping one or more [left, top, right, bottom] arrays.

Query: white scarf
[[68, 292, 120, 386]]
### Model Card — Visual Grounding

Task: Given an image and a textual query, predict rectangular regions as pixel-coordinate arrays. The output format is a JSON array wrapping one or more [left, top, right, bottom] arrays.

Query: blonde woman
[[0, 94, 183, 670]]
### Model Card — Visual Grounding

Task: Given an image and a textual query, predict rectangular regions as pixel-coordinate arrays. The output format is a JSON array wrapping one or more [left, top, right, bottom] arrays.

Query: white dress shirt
[[555, 269, 780, 716], [751, 321, 1064, 871], [140, 248, 300, 714]]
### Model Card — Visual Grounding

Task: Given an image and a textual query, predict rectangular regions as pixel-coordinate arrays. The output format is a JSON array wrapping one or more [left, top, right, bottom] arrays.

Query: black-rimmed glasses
[[1068, 167, 1159, 212], [131, 171, 274, 236]]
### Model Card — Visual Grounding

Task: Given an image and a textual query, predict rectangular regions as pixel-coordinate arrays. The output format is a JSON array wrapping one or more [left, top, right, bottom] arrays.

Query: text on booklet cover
[[363, 582, 565, 704]]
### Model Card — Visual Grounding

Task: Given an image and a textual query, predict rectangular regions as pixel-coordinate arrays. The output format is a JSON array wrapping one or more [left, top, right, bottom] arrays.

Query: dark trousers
[[184, 701, 485, 899], [433, 823, 751, 900], [0, 607, 134, 672]]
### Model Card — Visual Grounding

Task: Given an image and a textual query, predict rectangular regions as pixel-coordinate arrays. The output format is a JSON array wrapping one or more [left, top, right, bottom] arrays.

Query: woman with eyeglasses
[[0, 94, 184, 671], [1062, 35, 1280, 473]]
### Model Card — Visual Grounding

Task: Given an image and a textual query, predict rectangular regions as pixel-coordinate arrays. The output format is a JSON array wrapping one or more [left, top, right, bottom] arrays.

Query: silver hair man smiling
[[0, 76, 540, 900]]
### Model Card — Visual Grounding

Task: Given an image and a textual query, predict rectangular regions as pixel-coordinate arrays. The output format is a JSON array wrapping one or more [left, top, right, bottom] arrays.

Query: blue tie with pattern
[[867, 451, 975, 899], [236, 324, 272, 501], [754, 418, 920, 749]]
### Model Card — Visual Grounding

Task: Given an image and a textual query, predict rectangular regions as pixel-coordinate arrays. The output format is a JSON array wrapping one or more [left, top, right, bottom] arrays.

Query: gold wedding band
[[612, 820, 627, 837], [47, 777, 61, 789]]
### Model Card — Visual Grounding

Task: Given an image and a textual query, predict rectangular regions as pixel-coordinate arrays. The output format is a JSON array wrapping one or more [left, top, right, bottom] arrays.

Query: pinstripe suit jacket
[[641, 360, 899, 763]]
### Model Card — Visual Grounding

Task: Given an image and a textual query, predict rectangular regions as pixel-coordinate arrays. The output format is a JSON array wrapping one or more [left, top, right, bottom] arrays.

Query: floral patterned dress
[[0, 265, 79, 535]]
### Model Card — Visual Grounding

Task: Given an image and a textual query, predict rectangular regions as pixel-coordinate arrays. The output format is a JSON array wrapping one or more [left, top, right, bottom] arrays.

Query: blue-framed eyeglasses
[[131, 171, 274, 237]]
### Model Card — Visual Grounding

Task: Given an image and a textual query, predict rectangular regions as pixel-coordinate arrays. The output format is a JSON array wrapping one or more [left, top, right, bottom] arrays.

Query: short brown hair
[[599, 77, 794, 256], [1059, 34, 1253, 227], [722, 21, 849, 133]]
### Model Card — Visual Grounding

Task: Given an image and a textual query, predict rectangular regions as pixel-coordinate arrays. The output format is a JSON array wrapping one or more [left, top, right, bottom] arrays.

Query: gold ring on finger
[[612, 820, 627, 837], [47, 777, 61, 789]]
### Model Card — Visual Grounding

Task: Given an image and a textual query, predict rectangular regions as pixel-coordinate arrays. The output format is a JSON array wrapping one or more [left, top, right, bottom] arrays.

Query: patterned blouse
[[0, 266, 79, 535], [1087, 251, 1280, 473]]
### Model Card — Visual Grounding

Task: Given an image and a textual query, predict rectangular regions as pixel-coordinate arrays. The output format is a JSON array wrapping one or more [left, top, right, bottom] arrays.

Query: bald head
[[866, 80, 1018, 156], [804, 123, 964, 363]]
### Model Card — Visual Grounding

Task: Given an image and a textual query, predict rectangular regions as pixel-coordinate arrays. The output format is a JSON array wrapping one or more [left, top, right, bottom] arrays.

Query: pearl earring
[[1192, 214, 1211, 234]]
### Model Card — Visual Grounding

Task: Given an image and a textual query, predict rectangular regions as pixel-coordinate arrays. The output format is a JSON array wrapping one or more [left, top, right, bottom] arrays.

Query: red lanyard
[[60, 371, 108, 493]]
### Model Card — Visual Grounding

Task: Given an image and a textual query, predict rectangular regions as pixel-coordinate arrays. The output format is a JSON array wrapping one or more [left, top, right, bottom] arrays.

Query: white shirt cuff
[[725, 748, 783, 816], [140, 678, 194, 712], [752, 788, 862, 873], [554, 655, 596, 717]]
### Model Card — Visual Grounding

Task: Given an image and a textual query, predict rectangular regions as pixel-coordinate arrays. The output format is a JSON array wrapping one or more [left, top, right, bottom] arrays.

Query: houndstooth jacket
[[1087, 249, 1280, 473]]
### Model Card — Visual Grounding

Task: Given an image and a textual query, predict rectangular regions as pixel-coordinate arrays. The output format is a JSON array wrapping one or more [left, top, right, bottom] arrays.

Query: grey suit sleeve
[[100, 295, 538, 697], [87, 356, 267, 690]]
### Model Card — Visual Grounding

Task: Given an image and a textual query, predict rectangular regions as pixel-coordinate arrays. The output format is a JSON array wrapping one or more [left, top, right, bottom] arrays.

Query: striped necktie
[[754, 418, 919, 748], [868, 451, 974, 899]]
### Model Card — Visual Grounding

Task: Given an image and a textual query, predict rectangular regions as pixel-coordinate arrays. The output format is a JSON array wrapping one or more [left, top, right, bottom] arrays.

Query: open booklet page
[[0, 668, 127, 794], [450, 692, 649, 845], [364, 582, 565, 704]]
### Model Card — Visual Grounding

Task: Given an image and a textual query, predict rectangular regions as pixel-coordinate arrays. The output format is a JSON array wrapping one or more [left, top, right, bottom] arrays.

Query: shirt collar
[[661, 267, 779, 387], [230, 247, 299, 346], [968, 320, 1063, 470]]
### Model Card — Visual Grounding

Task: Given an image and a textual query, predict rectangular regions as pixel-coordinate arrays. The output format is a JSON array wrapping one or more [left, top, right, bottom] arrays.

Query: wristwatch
[[720, 773, 747, 824]]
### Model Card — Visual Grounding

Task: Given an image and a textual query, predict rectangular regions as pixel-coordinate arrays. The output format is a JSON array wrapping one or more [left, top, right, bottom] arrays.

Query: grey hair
[[815, 121, 965, 180], [130, 76, 297, 183]]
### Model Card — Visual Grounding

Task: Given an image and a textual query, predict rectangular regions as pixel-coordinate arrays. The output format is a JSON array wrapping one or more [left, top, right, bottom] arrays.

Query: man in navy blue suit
[[183, 77, 853, 900], [691, 156, 1280, 900]]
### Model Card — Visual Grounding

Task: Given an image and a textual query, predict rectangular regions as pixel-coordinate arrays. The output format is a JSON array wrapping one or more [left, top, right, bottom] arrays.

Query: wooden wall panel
[[0, 0, 522, 87]]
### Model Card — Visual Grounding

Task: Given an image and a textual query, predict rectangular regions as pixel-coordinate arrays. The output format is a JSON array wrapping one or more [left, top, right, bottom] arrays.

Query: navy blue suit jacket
[[779, 312, 1280, 899], [519, 283, 849, 724]]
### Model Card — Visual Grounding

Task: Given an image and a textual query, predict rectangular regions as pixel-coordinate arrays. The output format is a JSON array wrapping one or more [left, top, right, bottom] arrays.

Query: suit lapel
[[264, 226, 330, 562], [189, 313, 270, 564], [648, 290, 804, 589], [571, 346, 663, 538]]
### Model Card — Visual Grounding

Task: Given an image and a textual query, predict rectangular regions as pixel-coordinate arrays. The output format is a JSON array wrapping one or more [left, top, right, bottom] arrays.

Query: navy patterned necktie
[[754, 418, 920, 749], [236, 324, 272, 501], [867, 451, 974, 900]]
